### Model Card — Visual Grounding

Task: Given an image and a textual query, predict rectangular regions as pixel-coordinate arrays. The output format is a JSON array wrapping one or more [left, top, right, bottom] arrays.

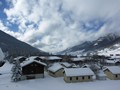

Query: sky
[[0, 0, 120, 52]]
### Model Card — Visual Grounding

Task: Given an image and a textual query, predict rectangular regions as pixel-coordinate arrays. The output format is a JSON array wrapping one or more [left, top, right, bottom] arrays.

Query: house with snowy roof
[[48, 63, 64, 77], [103, 66, 120, 80], [20, 58, 46, 80], [64, 68, 94, 83]]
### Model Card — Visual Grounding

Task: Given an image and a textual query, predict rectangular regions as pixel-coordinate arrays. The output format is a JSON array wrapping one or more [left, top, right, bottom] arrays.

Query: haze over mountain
[[0, 30, 48, 57], [59, 33, 120, 55]]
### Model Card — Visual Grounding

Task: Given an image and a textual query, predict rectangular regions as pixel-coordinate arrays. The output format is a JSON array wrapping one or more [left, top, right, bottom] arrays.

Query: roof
[[14, 56, 26, 60], [105, 59, 120, 64], [48, 63, 63, 73], [71, 57, 85, 61], [26, 56, 42, 60], [47, 56, 62, 60], [104, 66, 120, 74], [61, 62, 72, 68], [21, 58, 46, 67], [65, 68, 94, 77]]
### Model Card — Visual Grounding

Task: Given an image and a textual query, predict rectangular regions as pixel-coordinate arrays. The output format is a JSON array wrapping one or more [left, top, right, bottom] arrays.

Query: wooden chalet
[[20, 58, 46, 80]]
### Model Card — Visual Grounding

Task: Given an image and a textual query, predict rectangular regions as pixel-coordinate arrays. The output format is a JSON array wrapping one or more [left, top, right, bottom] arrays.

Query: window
[[70, 77, 72, 81], [76, 77, 78, 80], [88, 76, 90, 79], [116, 75, 118, 78], [63, 71, 65, 74], [82, 76, 84, 80]]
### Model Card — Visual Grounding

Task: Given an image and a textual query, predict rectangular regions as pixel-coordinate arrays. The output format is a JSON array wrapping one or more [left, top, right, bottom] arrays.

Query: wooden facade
[[21, 61, 45, 80]]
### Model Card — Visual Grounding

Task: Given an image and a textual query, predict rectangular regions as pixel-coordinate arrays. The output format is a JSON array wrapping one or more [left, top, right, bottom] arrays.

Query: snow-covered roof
[[48, 63, 63, 73], [81, 64, 91, 68], [47, 56, 62, 60], [14, 56, 26, 60], [0, 48, 5, 61], [104, 66, 120, 74], [105, 59, 120, 64], [26, 56, 42, 60], [21, 58, 46, 67], [71, 57, 85, 61], [61, 62, 72, 68], [65, 68, 94, 77]]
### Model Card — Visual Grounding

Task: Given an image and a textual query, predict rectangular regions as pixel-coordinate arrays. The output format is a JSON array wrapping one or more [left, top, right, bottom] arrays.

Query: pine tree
[[11, 60, 22, 82]]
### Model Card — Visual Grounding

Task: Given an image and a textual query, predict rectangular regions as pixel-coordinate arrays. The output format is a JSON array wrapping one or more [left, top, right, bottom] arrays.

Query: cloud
[[3, 0, 120, 52], [0, 1, 2, 6]]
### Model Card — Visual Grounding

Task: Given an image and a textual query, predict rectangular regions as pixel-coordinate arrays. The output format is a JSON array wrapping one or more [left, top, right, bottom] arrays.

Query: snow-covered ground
[[0, 62, 120, 90]]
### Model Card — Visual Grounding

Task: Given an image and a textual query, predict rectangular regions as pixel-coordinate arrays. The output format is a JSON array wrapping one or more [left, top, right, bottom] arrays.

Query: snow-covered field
[[0, 62, 120, 90]]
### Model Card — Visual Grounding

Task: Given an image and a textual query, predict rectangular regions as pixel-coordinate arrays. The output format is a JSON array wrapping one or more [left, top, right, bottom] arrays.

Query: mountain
[[60, 33, 120, 55], [0, 30, 48, 57]]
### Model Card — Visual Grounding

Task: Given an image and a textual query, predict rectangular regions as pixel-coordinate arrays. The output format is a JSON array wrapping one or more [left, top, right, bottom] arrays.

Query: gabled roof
[[47, 56, 62, 60], [14, 56, 26, 60], [65, 68, 94, 77], [104, 66, 120, 74], [48, 63, 63, 73], [21, 58, 46, 67], [61, 62, 72, 68], [71, 57, 85, 61]]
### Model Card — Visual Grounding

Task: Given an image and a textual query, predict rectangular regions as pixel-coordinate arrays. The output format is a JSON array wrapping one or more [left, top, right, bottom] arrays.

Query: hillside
[[60, 34, 120, 55], [0, 30, 48, 57]]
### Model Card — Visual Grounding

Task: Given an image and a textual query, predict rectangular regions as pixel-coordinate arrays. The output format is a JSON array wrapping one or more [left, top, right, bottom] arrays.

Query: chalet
[[64, 68, 94, 83], [103, 66, 120, 80], [14, 56, 26, 63], [61, 62, 72, 68], [20, 59, 46, 80], [48, 63, 64, 77]]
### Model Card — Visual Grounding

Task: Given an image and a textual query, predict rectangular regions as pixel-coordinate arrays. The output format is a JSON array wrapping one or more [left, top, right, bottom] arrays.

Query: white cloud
[[3, 0, 120, 52]]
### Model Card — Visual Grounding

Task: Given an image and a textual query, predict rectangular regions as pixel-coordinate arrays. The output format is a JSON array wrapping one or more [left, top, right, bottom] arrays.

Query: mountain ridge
[[59, 33, 120, 55], [0, 30, 48, 57]]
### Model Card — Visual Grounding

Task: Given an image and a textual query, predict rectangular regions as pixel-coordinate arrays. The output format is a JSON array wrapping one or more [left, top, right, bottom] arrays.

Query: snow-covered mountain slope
[[0, 30, 48, 57], [59, 33, 120, 55]]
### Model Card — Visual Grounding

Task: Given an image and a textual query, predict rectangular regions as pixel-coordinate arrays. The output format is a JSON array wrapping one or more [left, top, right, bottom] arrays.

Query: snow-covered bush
[[0, 48, 5, 67], [11, 60, 22, 82]]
